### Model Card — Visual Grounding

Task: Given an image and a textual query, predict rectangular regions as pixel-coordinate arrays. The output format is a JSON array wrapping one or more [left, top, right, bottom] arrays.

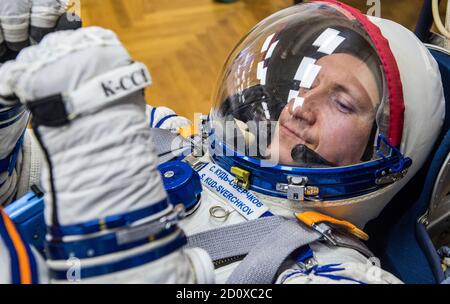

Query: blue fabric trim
[[0, 105, 25, 123], [0, 109, 26, 129], [49, 232, 187, 280], [8, 130, 25, 175], [313, 263, 346, 274], [261, 211, 274, 217], [282, 269, 308, 282], [295, 246, 313, 264], [49, 198, 170, 238], [46, 225, 178, 260], [0, 129, 26, 175], [154, 114, 178, 128], [281, 263, 364, 284], [0, 212, 21, 284], [429, 49, 450, 133], [149, 107, 156, 128], [416, 221, 446, 283]]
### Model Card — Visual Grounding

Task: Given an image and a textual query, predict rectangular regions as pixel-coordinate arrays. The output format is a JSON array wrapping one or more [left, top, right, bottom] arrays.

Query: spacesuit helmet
[[208, 0, 445, 227]]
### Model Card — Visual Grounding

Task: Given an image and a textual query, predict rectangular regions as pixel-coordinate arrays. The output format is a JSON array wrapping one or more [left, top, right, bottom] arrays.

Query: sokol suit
[[0, 1, 445, 284]]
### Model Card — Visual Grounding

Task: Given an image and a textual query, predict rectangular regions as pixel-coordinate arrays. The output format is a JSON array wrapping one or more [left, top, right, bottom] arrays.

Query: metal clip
[[376, 169, 408, 185], [231, 166, 250, 189], [183, 154, 207, 172], [296, 211, 338, 245], [160, 204, 186, 229], [297, 211, 369, 242], [311, 222, 338, 246]]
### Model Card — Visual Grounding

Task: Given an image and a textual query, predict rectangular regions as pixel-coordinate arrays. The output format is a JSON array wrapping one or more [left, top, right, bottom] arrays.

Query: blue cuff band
[[49, 232, 187, 281], [49, 198, 170, 238], [46, 225, 179, 261]]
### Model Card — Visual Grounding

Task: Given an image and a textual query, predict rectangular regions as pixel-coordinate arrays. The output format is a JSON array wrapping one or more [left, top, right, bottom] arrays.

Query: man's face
[[270, 53, 380, 166]]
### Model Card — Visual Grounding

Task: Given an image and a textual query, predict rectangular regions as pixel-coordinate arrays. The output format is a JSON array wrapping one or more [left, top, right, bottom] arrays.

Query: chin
[[277, 148, 295, 165]]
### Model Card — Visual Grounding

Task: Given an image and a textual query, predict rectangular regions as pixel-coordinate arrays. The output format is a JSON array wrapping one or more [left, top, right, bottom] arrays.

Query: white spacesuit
[[0, 0, 446, 284]]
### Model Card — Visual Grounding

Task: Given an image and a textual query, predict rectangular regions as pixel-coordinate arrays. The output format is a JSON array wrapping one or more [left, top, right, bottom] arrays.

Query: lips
[[279, 123, 306, 143]]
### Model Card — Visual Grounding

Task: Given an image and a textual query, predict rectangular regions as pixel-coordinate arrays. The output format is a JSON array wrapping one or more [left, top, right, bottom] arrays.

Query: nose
[[288, 89, 318, 125]]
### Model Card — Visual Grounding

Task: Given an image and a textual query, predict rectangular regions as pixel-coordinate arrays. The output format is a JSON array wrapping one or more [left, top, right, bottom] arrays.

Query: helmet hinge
[[230, 166, 251, 189], [276, 176, 320, 201], [375, 168, 409, 185]]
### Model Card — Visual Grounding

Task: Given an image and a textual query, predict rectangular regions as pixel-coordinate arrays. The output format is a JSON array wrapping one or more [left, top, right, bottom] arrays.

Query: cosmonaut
[[0, 0, 446, 284]]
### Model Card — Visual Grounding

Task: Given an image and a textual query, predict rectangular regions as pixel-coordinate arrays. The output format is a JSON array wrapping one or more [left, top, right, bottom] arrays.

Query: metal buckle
[[311, 222, 338, 246], [183, 154, 207, 172], [160, 204, 186, 229]]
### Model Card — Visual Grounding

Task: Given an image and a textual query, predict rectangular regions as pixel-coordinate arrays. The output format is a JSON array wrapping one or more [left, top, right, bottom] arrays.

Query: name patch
[[198, 163, 269, 220]]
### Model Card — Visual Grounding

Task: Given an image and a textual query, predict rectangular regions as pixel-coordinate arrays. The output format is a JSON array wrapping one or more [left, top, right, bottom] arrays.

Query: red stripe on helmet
[[313, 0, 405, 147]]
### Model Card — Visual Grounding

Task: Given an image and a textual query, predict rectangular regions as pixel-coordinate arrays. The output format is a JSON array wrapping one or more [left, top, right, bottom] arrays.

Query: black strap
[[27, 94, 70, 127]]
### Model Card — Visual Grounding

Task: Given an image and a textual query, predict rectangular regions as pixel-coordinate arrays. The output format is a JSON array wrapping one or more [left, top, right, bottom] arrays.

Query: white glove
[[146, 105, 192, 130], [0, 0, 72, 60], [0, 27, 214, 283]]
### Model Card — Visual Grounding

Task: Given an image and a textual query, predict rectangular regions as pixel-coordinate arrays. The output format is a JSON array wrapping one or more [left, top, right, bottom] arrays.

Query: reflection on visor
[[212, 3, 388, 168]]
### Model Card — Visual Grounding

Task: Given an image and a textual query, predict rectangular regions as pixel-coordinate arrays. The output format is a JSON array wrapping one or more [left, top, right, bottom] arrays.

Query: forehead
[[316, 53, 381, 108]]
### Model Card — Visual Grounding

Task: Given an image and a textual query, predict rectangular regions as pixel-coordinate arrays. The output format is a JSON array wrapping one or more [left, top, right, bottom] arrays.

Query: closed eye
[[332, 94, 355, 114]]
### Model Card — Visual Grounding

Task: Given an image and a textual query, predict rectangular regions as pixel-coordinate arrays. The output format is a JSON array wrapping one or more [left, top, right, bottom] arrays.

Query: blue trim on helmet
[[48, 198, 170, 238], [209, 133, 412, 201]]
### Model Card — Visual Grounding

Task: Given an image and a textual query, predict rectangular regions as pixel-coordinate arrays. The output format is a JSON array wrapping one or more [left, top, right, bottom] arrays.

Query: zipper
[[213, 254, 246, 268]]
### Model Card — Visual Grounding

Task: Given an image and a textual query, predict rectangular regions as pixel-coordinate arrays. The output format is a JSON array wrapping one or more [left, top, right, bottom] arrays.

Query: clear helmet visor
[[210, 2, 389, 167]]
